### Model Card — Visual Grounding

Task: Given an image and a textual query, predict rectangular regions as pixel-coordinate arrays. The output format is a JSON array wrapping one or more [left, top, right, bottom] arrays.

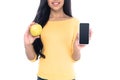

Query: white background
[[0, 0, 120, 80]]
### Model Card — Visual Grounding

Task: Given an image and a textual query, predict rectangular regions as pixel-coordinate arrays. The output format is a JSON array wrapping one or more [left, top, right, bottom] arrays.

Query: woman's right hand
[[24, 22, 39, 46]]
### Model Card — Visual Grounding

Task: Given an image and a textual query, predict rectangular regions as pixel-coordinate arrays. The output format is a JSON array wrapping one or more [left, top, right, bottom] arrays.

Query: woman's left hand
[[74, 29, 92, 50], [72, 29, 92, 60]]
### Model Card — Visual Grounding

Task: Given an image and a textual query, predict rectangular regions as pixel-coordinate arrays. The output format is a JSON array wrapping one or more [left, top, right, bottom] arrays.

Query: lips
[[52, 2, 60, 6]]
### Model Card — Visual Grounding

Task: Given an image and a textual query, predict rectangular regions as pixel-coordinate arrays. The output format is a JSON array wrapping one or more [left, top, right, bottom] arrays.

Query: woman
[[24, 0, 91, 80]]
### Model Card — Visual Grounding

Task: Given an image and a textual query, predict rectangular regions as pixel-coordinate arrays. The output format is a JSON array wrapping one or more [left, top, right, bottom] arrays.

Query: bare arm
[[72, 49, 81, 61], [24, 44, 37, 60], [24, 22, 38, 60]]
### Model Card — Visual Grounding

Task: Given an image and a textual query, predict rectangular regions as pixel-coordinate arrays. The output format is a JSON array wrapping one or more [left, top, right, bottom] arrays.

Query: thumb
[[74, 33, 79, 45], [75, 33, 79, 41]]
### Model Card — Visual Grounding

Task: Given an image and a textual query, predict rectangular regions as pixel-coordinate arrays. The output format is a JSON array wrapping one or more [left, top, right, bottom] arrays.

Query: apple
[[30, 24, 42, 36]]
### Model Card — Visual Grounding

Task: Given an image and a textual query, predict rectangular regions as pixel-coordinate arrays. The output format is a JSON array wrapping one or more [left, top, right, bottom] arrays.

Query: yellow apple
[[30, 24, 42, 36]]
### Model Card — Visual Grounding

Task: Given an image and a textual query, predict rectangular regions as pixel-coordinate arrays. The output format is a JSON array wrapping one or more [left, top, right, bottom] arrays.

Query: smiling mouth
[[52, 2, 60, 6]]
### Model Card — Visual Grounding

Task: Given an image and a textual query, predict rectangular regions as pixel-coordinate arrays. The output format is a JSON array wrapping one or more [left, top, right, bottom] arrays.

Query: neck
[[49, 9, 66, 18]]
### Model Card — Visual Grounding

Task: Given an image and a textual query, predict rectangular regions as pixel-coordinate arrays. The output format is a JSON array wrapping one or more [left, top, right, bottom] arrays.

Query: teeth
[[54, 2, 59, 5], [52, 2, 60, 5]]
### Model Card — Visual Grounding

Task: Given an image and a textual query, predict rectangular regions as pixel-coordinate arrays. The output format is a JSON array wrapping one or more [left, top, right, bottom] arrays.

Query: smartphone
[[79, 23, 89, 44]]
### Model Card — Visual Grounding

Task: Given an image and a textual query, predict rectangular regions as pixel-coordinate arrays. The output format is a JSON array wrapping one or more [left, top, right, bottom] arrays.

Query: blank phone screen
[[79, 23, 89, 44]]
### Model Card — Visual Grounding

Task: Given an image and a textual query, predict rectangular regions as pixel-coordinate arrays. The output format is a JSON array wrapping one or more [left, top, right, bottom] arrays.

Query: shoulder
[[72, 17, 80, 24], [70, 17, 80, 28]]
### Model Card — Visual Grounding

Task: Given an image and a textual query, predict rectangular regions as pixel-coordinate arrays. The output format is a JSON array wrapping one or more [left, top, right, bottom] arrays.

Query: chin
[[51, 7, 63, 12]]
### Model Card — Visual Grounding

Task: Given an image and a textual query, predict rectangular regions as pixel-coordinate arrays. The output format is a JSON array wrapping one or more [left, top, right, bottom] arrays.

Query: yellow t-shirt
[[35, 18, 79, 80]]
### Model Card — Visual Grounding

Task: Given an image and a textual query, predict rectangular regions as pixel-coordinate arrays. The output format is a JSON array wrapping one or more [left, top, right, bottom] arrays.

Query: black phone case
[[79, 23, 89, 44]]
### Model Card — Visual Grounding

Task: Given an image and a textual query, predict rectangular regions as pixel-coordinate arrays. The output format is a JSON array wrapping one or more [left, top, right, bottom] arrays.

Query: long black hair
[[32, 0, 72, 59]]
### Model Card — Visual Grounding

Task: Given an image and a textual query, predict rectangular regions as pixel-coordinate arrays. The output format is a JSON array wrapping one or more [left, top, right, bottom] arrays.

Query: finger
[[34, 36, 40, 39], [28, 22, 36, 30], [80, 44, 86, 48], [89, 29, 92, 40], [29, 22, 36, 26], [74, 33, 81, 46], [75, 33, 79, 41]]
